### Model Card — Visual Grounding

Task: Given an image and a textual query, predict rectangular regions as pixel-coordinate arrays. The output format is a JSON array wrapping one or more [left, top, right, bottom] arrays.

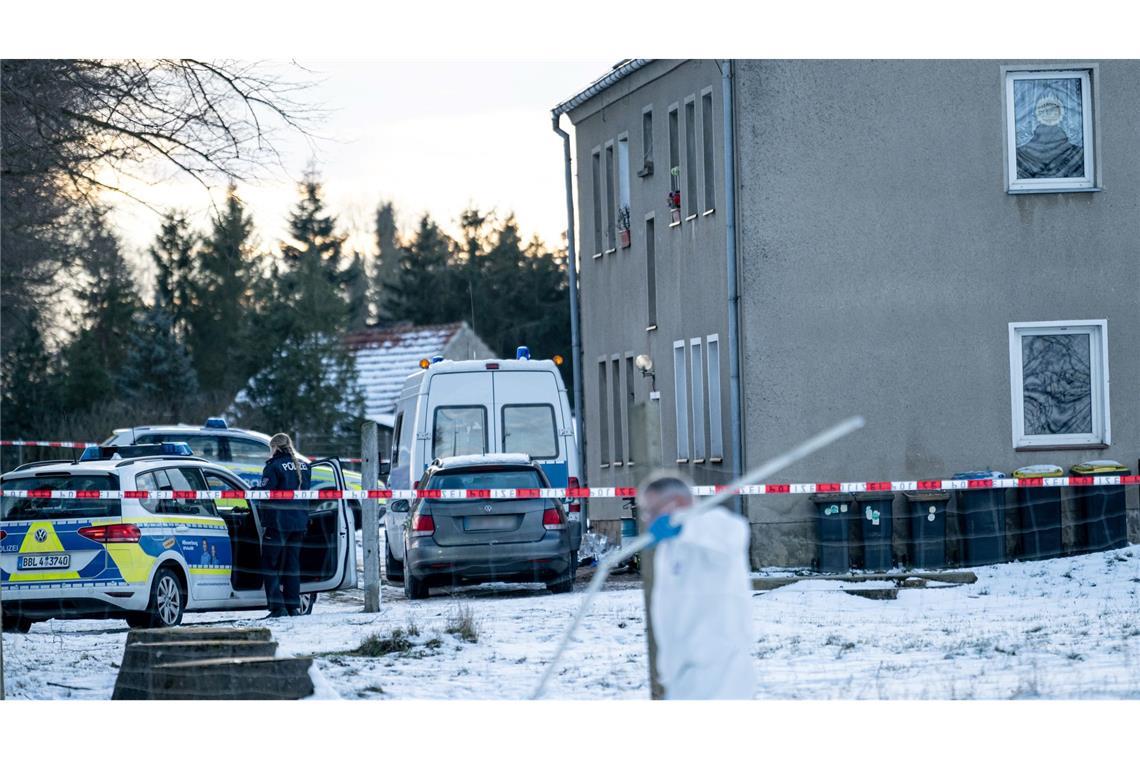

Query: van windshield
[[502, 404, 558, 459], [1, 473, 121, 521], [433, 406, 487, 459], [427, 467, 544, 492]]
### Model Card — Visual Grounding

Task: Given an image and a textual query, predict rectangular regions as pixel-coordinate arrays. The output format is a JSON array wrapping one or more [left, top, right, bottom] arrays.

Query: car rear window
[[1, 473, 121, 521], [427, 467, 544, 492], [136, 433, 222, 460]]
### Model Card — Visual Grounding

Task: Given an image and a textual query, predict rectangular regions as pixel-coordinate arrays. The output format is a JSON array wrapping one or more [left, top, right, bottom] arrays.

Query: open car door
[[299, 458, 357, 593]]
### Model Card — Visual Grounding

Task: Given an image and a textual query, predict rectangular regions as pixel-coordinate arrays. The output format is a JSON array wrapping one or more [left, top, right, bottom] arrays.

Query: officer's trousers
[[262, 530, 305, 611]]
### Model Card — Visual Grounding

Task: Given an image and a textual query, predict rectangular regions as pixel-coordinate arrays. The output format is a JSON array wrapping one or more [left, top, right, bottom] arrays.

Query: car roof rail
[[114, 455, 210, 468], [10, 458, 77, 472]]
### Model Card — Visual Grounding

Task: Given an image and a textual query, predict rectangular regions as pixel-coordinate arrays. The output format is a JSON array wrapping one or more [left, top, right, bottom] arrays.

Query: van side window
[[391, 412, 404, 467], [433, 406, 487, 459], [501, 404, 558, 459]]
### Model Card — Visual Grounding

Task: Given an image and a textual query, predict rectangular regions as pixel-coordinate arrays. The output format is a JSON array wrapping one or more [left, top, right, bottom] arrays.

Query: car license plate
[[464, 515, 517, 532], [18, 553, 71, 570]]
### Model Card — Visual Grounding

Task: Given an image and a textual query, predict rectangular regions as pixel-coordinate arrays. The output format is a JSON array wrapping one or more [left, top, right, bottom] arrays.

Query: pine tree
[[373, 201, 401, 322], [189, 184, 265, 394], [236, 172, 363, 444], [117, 307, 199, 414], [385, 213, 459, 325], [0, 320, 62, 438], [149, 211, 198, 340], [60, 210, 141, 412], [345, 249, 370, 331]]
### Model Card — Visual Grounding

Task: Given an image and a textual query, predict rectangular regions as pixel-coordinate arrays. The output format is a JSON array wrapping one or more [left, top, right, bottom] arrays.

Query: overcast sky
[[108, 60, 611, 266]]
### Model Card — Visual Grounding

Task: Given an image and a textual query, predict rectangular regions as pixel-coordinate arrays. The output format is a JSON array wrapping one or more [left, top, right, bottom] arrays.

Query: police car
[[0, 443, 356, 633], [101, 418, 368, 525]]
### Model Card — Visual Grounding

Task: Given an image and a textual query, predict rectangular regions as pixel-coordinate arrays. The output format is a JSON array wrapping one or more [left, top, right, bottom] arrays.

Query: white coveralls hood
[[650, 507, 756, 699]]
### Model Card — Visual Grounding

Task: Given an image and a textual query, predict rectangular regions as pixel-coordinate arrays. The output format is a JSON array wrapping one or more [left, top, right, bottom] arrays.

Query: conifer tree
[[385, 213, 458, 325], [149, 211, 198, 340], [117, 307, 199, 415]]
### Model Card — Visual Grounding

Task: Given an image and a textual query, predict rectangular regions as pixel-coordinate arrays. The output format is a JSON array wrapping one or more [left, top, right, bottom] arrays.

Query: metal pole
[[553, 113, 587, 525], [629, 400, 664, 699], [721, 60, 745, 515], [361, 421, 382, 613]]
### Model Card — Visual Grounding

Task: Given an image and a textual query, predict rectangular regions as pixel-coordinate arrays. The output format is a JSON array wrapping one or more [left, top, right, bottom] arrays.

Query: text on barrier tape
[[1, 475, 1138, 501]]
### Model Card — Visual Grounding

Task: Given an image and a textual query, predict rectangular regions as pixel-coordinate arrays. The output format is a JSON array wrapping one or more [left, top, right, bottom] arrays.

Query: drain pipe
[[721, 60, 744, 514], [553, 113, 586, 515]]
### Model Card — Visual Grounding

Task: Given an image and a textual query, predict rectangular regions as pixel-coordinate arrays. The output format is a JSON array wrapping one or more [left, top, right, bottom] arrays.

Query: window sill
[[646, 324, 657, 332], [675, 458, 689, 464], [668, 220, 681, 229], [1014, 442, 1109, 452], [604, 248, 617, 255], [693, 458, 706, 464], [1006, 186, 1101, 195], [613, 462, 624, 468], [684, 214, 698, 222], [592, 252, 603, 260], [702, 208, 715, 216], [600, 463, 609, 469], [709, 456, 723, 464], [625, 461, 635, 467]]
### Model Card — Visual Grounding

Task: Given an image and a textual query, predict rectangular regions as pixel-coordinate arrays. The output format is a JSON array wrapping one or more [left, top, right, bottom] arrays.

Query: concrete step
[[125, 626, 272, 647], [113, 640, 279, 700], [149, 656, 314, 700]]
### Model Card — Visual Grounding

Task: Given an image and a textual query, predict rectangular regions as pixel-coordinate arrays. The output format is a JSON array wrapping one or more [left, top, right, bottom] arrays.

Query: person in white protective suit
[[640, 472, 756, 699]]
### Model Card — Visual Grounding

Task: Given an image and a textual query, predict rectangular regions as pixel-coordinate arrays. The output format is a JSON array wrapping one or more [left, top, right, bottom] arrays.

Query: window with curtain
[[1005, 69, 1095, 191]]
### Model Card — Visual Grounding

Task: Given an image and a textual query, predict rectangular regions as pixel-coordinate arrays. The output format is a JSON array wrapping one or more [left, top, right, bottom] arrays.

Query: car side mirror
[[389, 499, 410, 513]]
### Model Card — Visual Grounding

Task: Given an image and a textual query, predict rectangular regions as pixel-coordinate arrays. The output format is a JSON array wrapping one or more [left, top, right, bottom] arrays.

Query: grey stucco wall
[[569, 60, 735, 521], [733, 60, 1140, 567]]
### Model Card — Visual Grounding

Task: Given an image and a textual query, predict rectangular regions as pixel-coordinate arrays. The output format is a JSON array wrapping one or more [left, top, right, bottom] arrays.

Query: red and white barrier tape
[[0, 440, 99, 449], [1, 476, 1137, 501]]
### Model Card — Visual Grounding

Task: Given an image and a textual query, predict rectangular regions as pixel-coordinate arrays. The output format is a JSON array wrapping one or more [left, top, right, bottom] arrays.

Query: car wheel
[[2, 614, 32, 633], [403, 548, 429, 600], [546, 551, 577, 594], [385, 541, 404, 583], [298, 592, 317, 615], [140, 567, 185, 628]]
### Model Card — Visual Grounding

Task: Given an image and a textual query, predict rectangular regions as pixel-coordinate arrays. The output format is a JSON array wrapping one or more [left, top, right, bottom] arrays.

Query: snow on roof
[[347, 322, 467, 423], [434, 453, 533, 469]]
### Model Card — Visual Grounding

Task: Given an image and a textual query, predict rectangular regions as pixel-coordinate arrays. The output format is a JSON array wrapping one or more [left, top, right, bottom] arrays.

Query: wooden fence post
[[361, 421, 382, 613]]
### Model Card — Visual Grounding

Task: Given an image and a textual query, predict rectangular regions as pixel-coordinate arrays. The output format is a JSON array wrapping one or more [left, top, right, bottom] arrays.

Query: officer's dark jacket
[[260, 450, 312, 534]]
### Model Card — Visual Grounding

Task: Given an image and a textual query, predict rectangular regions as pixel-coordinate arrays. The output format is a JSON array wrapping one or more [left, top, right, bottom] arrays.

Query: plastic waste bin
[[854, 492, 894, 571], [812, 493, 854, 573], [904, 490, 950, 569], [1013, 464, 1064, 561], [1070, 460, 1130, 552], [954, 470, 1007, 567]]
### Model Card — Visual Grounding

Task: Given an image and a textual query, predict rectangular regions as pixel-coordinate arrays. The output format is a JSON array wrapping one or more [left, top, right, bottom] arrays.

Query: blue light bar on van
[[430, 355, 444, 364], [516, 346, 531, 360], [79, 442, 194, 461], [204, 417, 228, 429]]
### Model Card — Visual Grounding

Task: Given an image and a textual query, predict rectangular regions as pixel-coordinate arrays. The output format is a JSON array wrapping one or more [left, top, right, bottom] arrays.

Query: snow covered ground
[[3, 545, 1137, 699]]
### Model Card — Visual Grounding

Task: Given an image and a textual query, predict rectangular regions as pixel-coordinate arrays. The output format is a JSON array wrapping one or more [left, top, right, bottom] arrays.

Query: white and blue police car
[[1, 443, 356, 632]]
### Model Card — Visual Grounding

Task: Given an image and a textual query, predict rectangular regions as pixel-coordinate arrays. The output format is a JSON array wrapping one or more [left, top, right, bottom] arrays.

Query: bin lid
[[854, 491, 895, 502], [808, 492, 853, 503], [1012, 464, 1064, 479], [1071, 459, 1128, 474], [904, 490, 950, 501], [952, 469, 1006, 480]]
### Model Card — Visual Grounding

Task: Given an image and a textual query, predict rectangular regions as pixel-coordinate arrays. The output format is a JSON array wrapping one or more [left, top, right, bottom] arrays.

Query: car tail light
[[410, 513, 435, 537], [567, 477, 582, 514], [542, 507, 566, 530], [485, 362, 499, 370], [79, 524, 142, 543]]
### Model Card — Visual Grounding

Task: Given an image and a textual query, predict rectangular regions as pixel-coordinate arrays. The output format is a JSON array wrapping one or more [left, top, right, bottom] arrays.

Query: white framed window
[[604, 142, 616, 251], [597, 358, 610, 466], [1008, 320, 1110, 449], [591, 148, 603, 256], [706, 334, 724, 462], [690, 338, 706, 463], [684, 97, 698, 218], [701, 89, 715, 212], [673, 340, 690, 462], [1004, 68, 1096, 193], [611, 356, 624, 465]]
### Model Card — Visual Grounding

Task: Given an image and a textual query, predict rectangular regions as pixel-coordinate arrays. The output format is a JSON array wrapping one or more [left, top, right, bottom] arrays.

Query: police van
[[382, 348, 582, 579], [0, 444, 356, 632]]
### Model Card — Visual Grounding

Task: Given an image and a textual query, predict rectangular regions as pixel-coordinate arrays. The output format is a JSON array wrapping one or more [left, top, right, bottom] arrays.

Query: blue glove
[[647, 514, 683, 544]]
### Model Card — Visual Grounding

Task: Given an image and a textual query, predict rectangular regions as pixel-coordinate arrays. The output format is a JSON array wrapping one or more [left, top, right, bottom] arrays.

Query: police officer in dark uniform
[[260, 433, 311, 617]]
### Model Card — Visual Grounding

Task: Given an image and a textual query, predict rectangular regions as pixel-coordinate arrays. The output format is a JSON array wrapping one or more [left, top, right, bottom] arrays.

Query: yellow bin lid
[[1071, 459, 1128, 475], [1012, 464, 1064, 479]]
